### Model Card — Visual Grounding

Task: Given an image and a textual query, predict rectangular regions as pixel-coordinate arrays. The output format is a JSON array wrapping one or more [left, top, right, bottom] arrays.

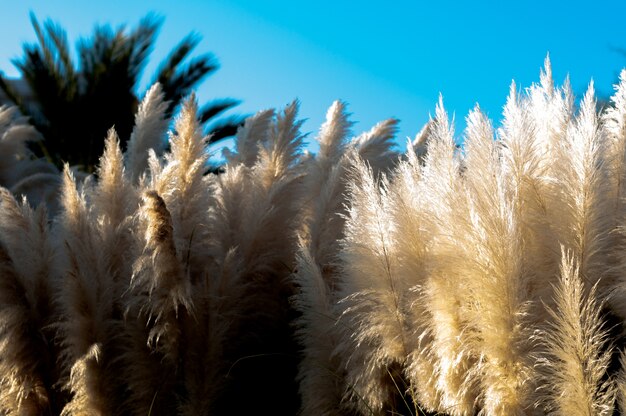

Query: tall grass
[[2, 61, 626, 415]]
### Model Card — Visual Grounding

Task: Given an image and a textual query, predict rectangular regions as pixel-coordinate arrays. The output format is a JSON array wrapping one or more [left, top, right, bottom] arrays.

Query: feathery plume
[[462, 91, 541, 415], [386, 148, 440, 412], [528, 56, 572, 169], [418, 99, 478, 415], [206, 101, 306, 414], [617, 349, 626, 414], [0, 189, 54, 325], [224, 108, 275, 167], [551, 82, 612, 293], [91, 130, 138, 290], [601, 70, 626, 319], [410, 118, 434, 161], [316, 100, 353, 163], [604, 70, 626, 218], [0, 106, 55, 191], [93, 129, 136, 222], [300, 100, 353, 264], [352, 118, 399, 173], [255, 100, 305, 187], [131, 191, 191, 362], [293, 246, 346, 416], [56, 166, 116, 415], [335, 157, 412, 414], [120, 190, 192, 416], [538, 249, 615, 415], [501, 73, 567, 318], [152, 94, 211, 281], [228, 100, 305, 277], [125, 83, 170, 183], [10, 173, 61, 215], [293, 101, 353, 415], [0, 241, 50, 415]]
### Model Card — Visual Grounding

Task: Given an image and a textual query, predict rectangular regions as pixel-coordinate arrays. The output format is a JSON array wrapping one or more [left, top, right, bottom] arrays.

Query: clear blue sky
[[2, 0, 626, 155]]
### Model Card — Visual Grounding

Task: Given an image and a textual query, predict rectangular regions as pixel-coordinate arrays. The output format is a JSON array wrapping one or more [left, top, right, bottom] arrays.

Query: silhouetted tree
[[0, 13, 244, 172]]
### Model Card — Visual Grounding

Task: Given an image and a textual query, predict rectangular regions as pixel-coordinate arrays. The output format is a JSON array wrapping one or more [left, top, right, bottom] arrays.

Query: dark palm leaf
[[127, 14, 161, 78], [154, 33, 219, 116], [165, 55, 218, 92], [153, 33, 201, 80], [0, 76, 23, 109], [198, 98, 241, 124], [8, 18, 80, 163], [16, 15, 78, 118], [0, 14, 242, 172], [39, 15, 75, 83], [206, 114, 248, 144]]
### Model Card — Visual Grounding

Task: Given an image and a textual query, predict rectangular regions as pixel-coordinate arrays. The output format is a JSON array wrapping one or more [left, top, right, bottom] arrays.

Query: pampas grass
[[4, 57, 626, 416], [292, 100, 353, 416], [55, 165, 120, 415], [125, 83, 170, 184], [293, 101, 403, 415], [538, 249, 616, 415], [335, 156, 416, 415], [0, 238, 51, 415], [418, 100, 477, 416]]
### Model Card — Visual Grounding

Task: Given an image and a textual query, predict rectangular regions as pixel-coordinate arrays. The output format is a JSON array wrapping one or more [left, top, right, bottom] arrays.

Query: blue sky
[[2, 0, 626, 155]]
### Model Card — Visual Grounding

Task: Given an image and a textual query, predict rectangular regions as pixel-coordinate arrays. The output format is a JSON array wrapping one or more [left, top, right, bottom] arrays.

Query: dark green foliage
[[0, 13, 245, 172]]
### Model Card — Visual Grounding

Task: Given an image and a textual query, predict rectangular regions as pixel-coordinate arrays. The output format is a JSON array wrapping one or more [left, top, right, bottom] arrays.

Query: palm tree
[[0, 13, 243, 172]]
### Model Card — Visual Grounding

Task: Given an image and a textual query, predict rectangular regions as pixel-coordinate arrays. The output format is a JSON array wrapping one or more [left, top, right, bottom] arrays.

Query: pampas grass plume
[[539, 249, 616, 415], [125, 83, 170, 184]]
